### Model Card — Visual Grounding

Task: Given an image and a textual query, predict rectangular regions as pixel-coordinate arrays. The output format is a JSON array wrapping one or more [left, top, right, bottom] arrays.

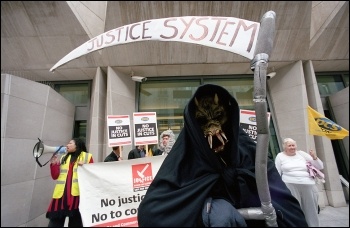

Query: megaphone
[[33, 138, 66, 167]]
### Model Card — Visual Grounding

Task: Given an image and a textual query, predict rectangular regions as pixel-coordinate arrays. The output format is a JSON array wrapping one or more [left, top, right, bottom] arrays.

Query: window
[[316, 72, 348, 97], [139, 79, 200, 137], [54, 83, 89, 106], [138, 76, 279, 156], [53, 82, 91, 140], [203, 78, 254, 109], [316, 72, 349, 181], [74, 121, 87, 143]]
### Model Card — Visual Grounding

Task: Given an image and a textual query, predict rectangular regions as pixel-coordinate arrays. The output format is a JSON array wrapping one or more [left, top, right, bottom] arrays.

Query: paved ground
[[319, 201, 349, 227], [63, 201, 349, 227]]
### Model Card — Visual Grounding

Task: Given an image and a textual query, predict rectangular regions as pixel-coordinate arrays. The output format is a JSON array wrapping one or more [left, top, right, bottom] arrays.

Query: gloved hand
[[202, 197, 247, 227]]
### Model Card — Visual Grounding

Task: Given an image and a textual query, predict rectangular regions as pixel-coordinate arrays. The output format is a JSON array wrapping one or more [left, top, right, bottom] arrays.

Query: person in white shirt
[[275, 138, 324, 227]]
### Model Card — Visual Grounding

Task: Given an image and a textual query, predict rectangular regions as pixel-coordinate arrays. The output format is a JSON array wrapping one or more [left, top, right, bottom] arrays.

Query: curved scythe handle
[[250, 11, 277, 227]]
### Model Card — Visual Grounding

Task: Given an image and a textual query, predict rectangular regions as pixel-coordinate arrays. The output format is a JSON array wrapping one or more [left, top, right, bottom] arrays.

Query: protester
[[138, 84, 308, 227], [104, 146, 122, 162], [153, 129, 176, 156], [127, 145, 146, 159], [46, 138, 93, 227], [275, 137, 324, 227]]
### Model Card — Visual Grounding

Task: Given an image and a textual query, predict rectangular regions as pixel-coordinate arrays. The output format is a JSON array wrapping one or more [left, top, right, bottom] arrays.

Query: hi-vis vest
[[52, 152, 92, 199]]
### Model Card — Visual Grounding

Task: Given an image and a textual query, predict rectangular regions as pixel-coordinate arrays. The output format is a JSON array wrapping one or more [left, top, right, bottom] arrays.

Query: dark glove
[[202, 197, 247, 227]]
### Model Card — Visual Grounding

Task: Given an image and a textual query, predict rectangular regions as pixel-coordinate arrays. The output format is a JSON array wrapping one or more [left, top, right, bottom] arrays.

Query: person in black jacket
[[138, 84, 308, 227], [127, 145, 146, 159], [104, 146, 122, 162]]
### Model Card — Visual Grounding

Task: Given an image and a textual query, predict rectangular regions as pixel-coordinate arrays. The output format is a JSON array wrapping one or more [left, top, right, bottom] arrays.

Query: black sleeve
[[153, 149, 161, 156], [128, 151, 134, 159], [104, 156, 112, 162]]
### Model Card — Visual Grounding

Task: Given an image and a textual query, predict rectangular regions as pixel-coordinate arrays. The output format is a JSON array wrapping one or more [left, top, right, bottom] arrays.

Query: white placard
[[133, 112, 158, 145], [240, 109, 270, 143], [107, 115, 132, 147]]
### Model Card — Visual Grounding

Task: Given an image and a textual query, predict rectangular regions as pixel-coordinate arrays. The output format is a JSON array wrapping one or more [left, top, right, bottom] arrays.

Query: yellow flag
[[308, 106, 349, 140]]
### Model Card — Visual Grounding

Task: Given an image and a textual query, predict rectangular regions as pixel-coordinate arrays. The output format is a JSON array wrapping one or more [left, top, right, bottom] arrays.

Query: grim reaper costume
[[138, 84, 308, 227]]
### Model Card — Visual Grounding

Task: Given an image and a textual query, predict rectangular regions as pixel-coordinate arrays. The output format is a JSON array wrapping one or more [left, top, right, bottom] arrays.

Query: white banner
[[240, 109, 270, 143], [107, 115, 132, 147], [50, 16, 260, 71], [78, 156, 166, 227]]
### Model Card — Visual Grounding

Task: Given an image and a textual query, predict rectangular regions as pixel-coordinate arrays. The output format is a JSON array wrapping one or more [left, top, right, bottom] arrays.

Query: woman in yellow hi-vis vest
[[46, 138, 93, 227]]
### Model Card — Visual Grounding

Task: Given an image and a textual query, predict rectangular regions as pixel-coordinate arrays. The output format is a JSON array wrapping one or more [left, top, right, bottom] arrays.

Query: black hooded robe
[[137, 84, 308, 227]]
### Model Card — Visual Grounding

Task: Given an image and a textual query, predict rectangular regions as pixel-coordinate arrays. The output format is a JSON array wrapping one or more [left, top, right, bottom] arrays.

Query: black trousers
[[48, 213, 83, 227]]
